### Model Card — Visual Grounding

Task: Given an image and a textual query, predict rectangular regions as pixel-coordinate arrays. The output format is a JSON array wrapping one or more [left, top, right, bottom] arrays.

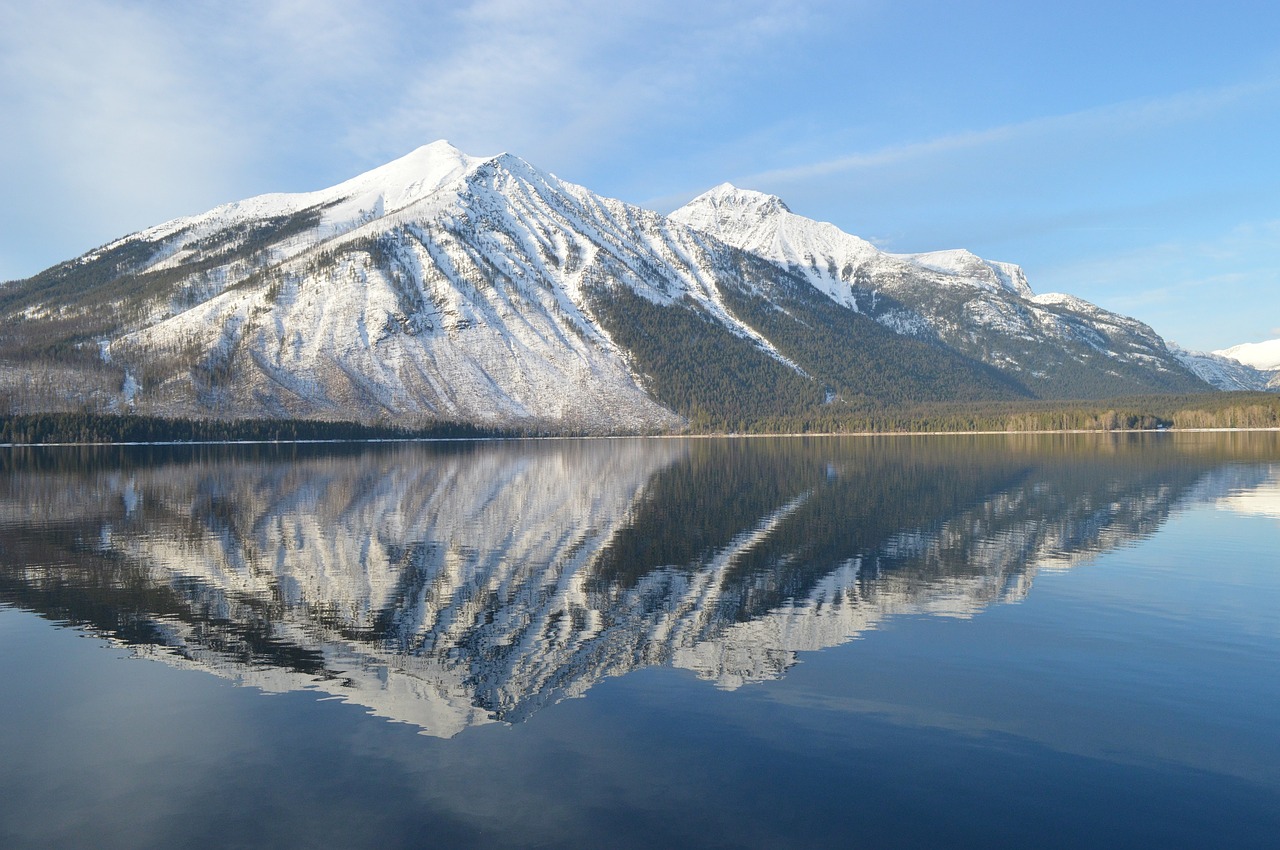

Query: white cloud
[[1055, 220, 1280, 285], [0, 0, 437, 277]]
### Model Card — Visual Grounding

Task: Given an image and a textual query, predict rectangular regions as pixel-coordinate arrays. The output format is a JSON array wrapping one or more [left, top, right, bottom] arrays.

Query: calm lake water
[[0, 434, 1277, 849]]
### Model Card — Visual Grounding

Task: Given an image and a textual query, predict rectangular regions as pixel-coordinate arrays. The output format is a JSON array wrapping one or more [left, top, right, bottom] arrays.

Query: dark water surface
[[0, 434, 1277, 849]]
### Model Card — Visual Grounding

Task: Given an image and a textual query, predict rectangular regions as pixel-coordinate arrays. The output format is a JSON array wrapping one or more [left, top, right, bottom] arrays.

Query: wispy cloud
[[0, 1, 443, 276], [1045, 219, 1280, 284], [1034, 218, 1280, 350], [735, 75, 1280, 188], [0, 0, 826, 281], [345, 0, 814, 168]]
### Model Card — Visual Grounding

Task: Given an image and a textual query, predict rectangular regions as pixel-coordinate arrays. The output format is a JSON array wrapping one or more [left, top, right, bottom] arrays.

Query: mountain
[[1169, 344, 1280, 392], [1168, 336, 1280, 391], [1216, 338, 1280, 371], [670, 184, 1209, 400], [0, 143, 1215, 430]]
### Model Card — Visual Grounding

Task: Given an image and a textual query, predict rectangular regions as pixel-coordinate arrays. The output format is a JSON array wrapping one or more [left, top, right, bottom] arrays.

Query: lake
[[0, 433, 1277, 849]]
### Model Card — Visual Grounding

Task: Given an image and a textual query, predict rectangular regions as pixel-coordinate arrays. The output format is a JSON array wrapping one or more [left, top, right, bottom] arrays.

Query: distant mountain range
[[1, 141, 1274, 430], [1172, 342, 1280, 393]]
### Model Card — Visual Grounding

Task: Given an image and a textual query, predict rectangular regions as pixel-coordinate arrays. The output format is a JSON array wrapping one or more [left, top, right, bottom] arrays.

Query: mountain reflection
[[1, 435, 1275, 736]]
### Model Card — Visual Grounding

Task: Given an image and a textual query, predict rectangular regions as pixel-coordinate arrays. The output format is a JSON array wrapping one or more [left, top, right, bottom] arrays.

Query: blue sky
[[2, 0, 1277, 351]]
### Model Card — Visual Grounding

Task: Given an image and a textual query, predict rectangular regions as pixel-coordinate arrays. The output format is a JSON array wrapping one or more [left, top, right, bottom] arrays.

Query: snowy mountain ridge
[[669, 183, 1035, 304], [1169, 341, 1280, 392], [0, 141, 1222, 427], [1215, 338, 1280, 371], [123, 140, 485, 248], [671, 186, 1204, 399]]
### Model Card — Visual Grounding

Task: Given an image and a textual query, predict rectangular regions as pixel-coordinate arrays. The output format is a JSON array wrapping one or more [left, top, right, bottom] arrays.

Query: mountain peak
[[669, 183, 792, 242], [1, 141, 1223, 427], [327, 140, 492, 209], [1214, 338, 1280, 370], [897, 249, 1034, 299], [407, 138, 465, 157], [694, 182, 791, 214], [153, 141, 491, 235]]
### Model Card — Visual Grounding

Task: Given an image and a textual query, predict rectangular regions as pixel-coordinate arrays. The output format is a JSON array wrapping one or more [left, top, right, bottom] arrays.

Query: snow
[[60, 141, 1225, 422], [1215, 338, 1280, 370], [966, 296, 1025, 334], [671, 183, 876, 311], [121, 371, 139, 404], [673, 188, 1038, 312], [109, 142, 835, 427], [1170, 344, 1275, 391], [896, 249, 1034, 298], [132, 140, 487, 244], [1031, 292, 1087, 309]]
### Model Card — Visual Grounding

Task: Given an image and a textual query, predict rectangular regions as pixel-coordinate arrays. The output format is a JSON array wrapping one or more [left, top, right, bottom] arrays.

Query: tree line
[[723, 393, 1280, 434], [0, 394, 1276, 446], [0, 413, 510, 445]]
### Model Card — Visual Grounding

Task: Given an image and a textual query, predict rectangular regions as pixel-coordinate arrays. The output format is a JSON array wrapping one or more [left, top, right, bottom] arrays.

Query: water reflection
[[1, 434, 1276, 736]]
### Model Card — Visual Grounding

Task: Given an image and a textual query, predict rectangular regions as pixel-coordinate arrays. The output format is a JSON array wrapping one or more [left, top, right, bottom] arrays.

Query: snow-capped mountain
[[0, 143, 1216, 428], [1216, 338, 1280, 371], [671, 184, 1207, 399], [1169, 344, 1280, 392]]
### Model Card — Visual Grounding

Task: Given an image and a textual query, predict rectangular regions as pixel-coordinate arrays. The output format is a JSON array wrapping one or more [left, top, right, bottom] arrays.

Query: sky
[[1, 0, 1277, 352]]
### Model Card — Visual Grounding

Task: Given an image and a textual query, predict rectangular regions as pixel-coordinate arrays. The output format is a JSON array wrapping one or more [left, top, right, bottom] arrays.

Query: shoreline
[[3, 426, 1279, 449]]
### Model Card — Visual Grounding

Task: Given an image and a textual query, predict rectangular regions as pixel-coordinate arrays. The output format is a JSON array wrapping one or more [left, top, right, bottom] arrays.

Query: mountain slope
[[671, 185, 1210, 399], [1170, 344, 1280, 391], [0, 143, 1031, 428], [0, 143, 1218, 429]]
